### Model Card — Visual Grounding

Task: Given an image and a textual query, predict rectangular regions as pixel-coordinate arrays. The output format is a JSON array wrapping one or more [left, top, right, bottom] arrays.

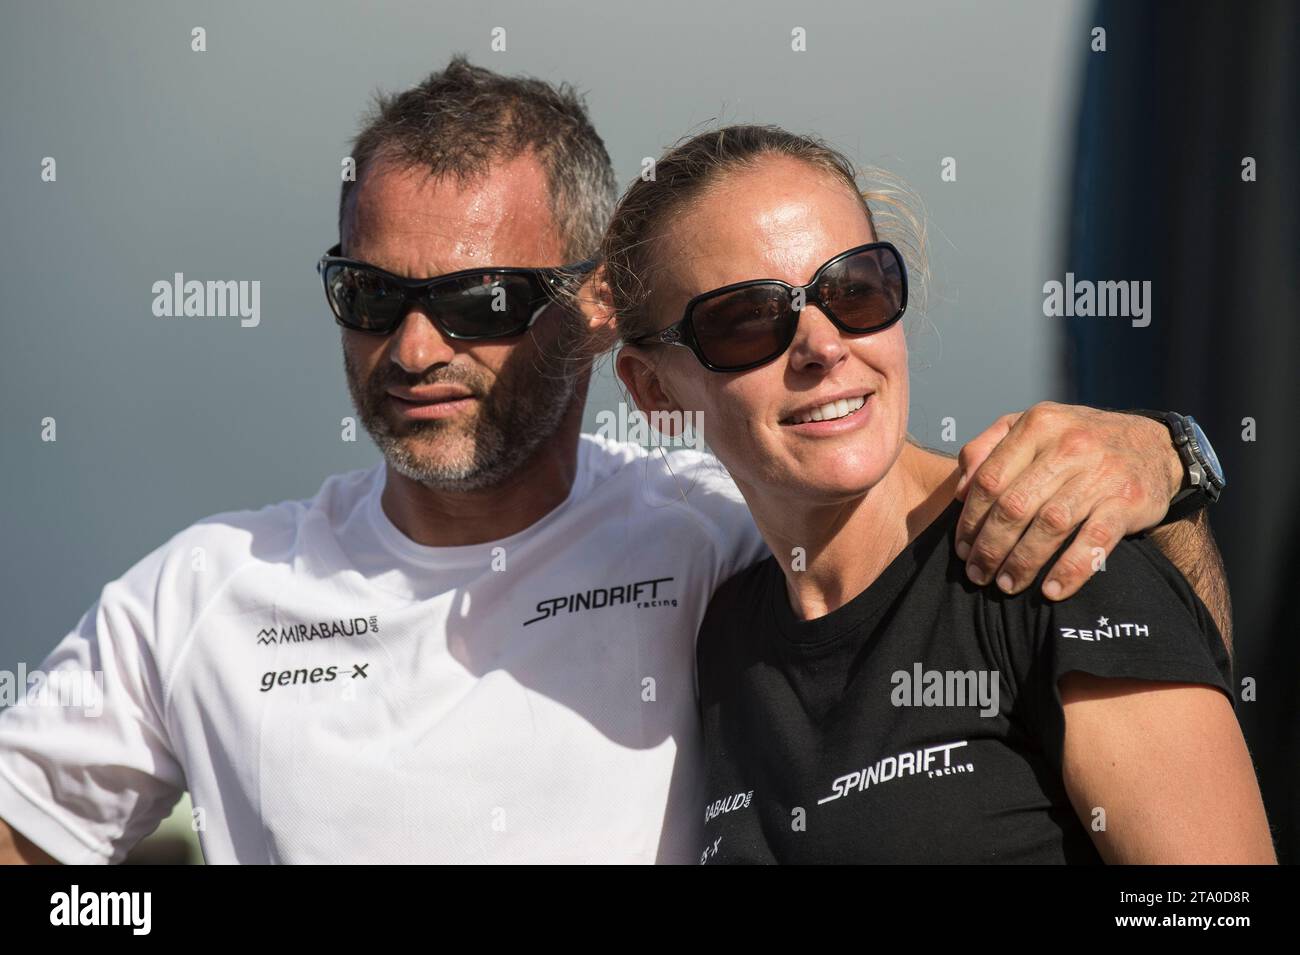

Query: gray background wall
[[1, 0, 1083, 670]]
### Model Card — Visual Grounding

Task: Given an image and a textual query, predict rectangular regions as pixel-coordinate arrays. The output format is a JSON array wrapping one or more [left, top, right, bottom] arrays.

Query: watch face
[[1188, 417, 1225, 488]]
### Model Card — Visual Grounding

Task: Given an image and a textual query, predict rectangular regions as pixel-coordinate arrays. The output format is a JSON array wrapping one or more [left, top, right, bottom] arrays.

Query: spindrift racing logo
[[817, 740, 972, 805], [256, 616, 379, 646], [524, 577, 676, 627]]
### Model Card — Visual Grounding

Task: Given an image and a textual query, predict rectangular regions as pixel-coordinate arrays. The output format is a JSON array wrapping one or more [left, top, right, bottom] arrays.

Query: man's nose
[[786, 306, 849, 374], [389, 308, 457, 374]]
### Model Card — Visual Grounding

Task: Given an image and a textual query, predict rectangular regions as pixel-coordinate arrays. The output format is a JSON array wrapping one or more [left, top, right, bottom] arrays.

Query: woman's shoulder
[[1019, 531, 1216, 639], [704, 553, 780, 620], [985, 531, 1233, 706], [695, 554, 780, 686]]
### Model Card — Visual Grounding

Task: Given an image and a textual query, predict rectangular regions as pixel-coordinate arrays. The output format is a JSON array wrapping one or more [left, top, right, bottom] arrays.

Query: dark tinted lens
[[690, 284, 795, 369], [325, 264, 408, 332], [325, 265, 546, 337], [431, 272, 543, 338], [818, 246, 904, 330]]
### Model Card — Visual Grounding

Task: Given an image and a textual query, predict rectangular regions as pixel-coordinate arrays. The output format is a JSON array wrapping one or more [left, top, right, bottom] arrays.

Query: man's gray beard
[[344, 349, 578, 493]]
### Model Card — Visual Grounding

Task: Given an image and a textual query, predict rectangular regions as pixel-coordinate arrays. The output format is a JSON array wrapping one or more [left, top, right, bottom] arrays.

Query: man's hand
[[954, 402, 1183, 600]]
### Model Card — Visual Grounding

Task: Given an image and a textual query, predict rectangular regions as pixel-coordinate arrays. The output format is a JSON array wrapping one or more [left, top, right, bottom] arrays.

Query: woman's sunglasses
[[629, 241, 907, 372], [317, 245, 596, 338]]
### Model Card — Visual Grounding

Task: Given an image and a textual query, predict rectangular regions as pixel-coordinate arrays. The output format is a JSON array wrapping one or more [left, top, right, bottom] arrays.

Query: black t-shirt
[[695, 498, 1232, 864]]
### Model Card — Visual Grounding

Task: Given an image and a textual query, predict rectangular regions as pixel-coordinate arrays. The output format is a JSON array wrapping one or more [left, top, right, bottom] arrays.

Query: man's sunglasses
[[629, 242, 907, 372], [317, 244, 596, 338]]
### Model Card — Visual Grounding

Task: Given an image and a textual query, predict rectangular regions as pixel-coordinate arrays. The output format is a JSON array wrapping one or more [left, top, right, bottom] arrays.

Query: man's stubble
[[343, 320, 579, 493]]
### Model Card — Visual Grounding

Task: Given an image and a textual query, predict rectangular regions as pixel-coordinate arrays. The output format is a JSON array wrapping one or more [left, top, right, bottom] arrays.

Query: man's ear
[[568, 263, 621, 356], [576, 264, 614, 329]]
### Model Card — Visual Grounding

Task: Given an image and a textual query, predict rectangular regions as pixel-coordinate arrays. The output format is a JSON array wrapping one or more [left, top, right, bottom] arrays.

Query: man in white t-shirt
[[0, 58, 1229, 864]]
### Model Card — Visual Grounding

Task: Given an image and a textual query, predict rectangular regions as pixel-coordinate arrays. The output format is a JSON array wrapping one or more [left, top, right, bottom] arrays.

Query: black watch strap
[[1121, 409, 1217, 525]]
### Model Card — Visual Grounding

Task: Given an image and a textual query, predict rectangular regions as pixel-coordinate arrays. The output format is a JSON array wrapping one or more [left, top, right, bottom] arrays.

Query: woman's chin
[[764, 465, 890, 507], [723, 435, 900, 506]]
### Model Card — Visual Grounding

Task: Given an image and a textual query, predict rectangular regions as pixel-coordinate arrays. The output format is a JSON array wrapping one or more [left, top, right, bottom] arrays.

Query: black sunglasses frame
[[317, 244, 596, 339], [629, 241, 908, 372]]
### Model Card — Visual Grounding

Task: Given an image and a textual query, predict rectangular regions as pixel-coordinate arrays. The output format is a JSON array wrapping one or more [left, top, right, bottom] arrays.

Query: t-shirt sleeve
[[987, 533, 1233, 773], [650, 449, 770, 579], [0, 551, 186, 864]]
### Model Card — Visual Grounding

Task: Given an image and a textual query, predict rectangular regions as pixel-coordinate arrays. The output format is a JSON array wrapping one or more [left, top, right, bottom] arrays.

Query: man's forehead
[[343, 153, 564, 272]]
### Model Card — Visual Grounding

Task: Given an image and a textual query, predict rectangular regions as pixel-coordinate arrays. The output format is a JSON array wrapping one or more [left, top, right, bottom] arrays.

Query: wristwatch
[[1125, 410, 1226, 523]]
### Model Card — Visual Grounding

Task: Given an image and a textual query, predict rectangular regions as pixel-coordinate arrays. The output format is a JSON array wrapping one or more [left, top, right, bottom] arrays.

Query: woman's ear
[[615, 345, 680, 422]]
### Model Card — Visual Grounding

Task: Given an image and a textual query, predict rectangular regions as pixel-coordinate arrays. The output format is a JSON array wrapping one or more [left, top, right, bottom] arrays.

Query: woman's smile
[[778, 390, 874, 434]]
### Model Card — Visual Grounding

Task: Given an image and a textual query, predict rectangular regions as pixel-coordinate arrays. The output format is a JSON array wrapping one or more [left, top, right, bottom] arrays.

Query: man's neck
[[380, 419, 584, 548]]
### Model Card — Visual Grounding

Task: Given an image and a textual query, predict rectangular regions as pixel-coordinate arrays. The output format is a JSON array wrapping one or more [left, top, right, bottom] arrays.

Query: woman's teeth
[[788, 394, 867, 425]]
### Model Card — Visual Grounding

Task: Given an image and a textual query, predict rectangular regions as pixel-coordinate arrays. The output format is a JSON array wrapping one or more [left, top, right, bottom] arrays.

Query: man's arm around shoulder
[[1148, 508, 1233, 654]]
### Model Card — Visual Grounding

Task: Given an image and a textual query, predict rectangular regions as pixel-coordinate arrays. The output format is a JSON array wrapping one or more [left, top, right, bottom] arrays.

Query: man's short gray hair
[[339, 54, 617, 262]]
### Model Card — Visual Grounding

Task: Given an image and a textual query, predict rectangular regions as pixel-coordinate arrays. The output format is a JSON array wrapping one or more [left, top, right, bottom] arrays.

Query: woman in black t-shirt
[[592, 125, 1274, 863]]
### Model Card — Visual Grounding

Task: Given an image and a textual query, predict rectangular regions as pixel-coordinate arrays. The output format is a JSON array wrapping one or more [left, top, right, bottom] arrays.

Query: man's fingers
[[961, 458, 1074, 586], [991, 476, 1097, 594], [955, 415, 1034, 562], [1040, 507, 1128, 601], [953, 401, 1178, 598], [955, 412, 1020, 499]]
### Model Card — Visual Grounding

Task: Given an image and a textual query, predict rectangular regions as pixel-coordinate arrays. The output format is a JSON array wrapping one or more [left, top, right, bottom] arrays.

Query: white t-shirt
[[0, 435, 767, 864]]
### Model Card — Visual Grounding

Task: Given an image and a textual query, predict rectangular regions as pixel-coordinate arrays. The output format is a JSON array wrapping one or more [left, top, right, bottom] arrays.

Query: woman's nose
[[786, 306, 849, 373]]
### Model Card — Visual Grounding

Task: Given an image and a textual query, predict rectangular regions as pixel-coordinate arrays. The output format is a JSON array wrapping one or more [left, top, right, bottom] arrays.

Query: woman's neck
[[746, 443, 960, 621]]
